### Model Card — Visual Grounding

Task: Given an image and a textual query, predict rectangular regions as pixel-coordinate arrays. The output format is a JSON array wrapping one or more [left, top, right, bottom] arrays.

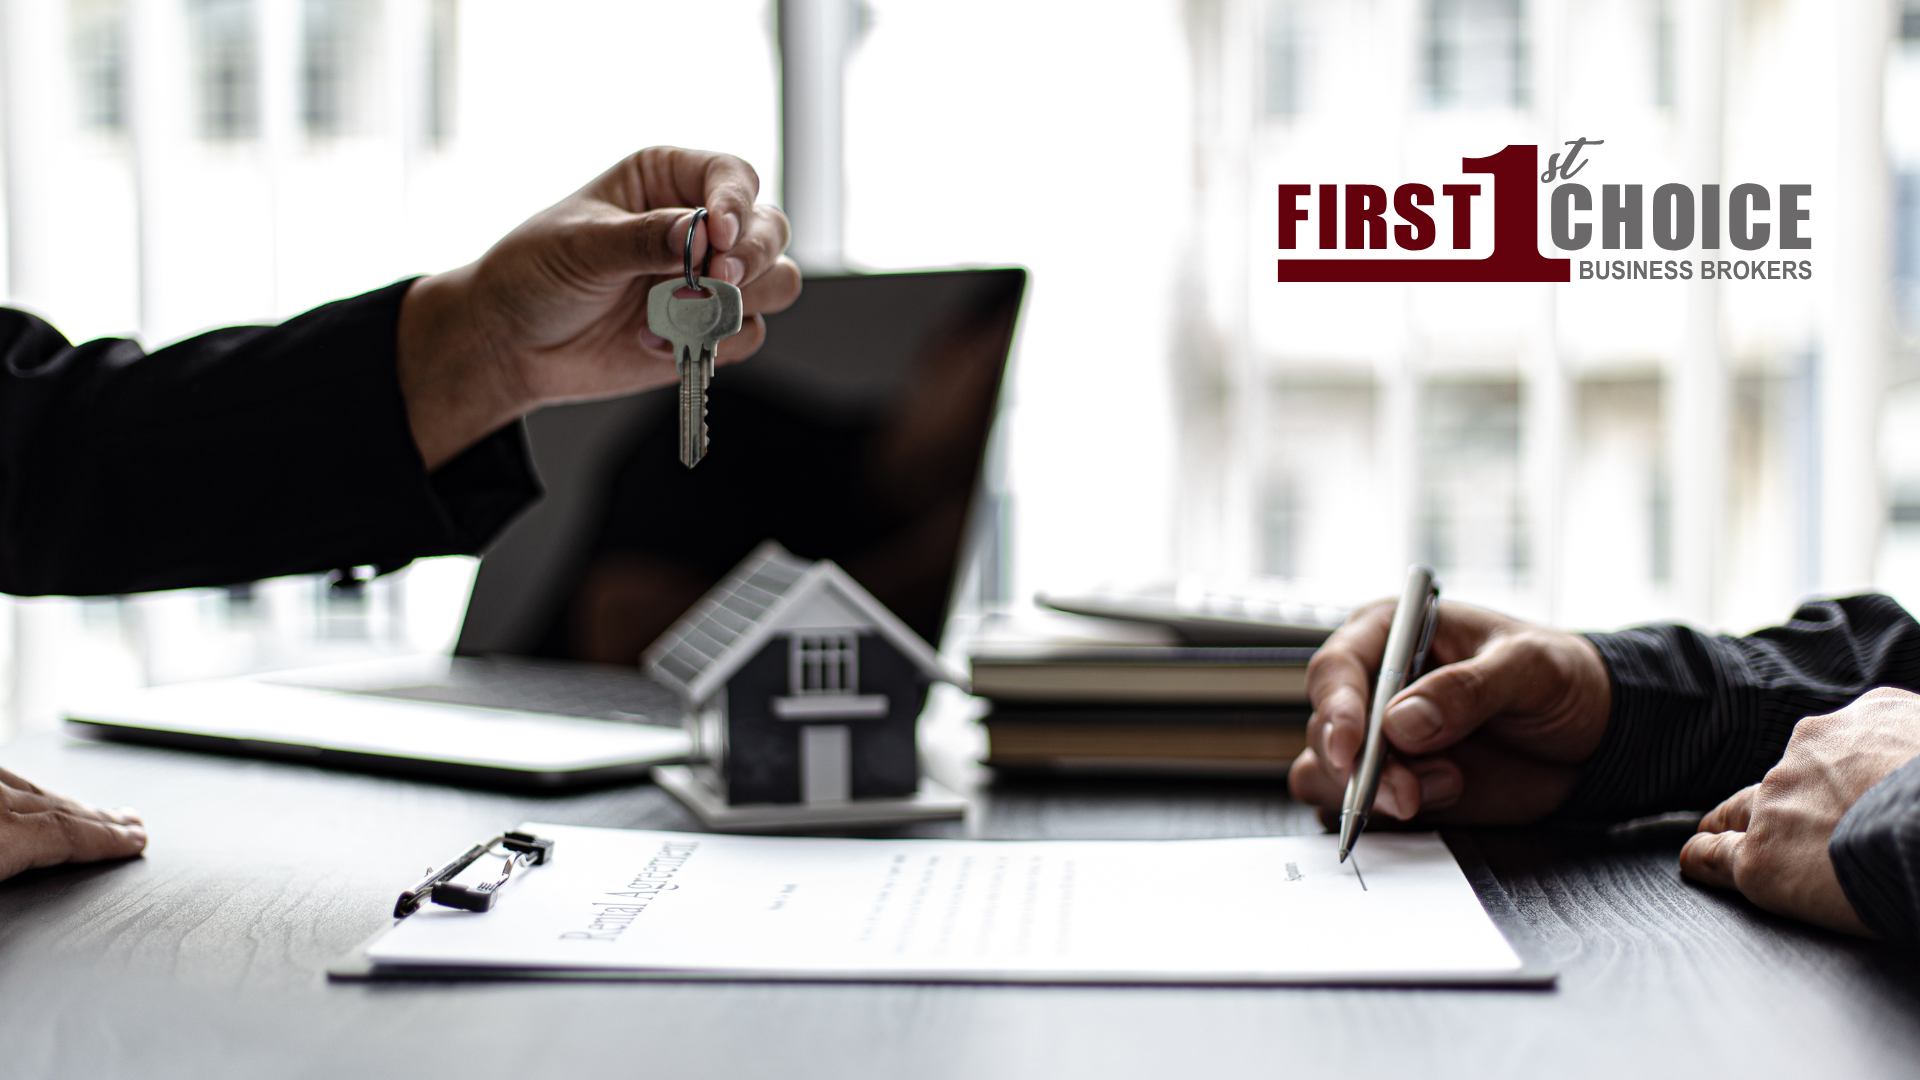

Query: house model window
[[774, 634, 889, 722], [791, 632, 857, 695], [644, 542, 966, 808]]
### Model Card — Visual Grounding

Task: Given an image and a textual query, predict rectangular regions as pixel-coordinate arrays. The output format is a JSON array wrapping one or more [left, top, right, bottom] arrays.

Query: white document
[[364, 825, 1526, 984]]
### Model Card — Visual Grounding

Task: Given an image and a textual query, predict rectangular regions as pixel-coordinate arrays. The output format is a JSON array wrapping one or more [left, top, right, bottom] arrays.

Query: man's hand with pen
[[1287, 599, 1920, 938], [1289, 600, 1611, 829]]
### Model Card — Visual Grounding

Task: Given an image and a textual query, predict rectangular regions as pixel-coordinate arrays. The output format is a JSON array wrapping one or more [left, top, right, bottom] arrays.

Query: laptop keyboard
[[340, 657, 686, 725]]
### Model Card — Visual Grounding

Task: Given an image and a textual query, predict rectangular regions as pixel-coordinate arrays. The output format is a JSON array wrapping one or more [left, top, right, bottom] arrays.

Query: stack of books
[[967, 613, 1319, 777]]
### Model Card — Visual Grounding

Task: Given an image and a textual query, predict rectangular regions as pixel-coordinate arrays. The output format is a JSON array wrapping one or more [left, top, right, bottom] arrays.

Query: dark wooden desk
[[4, 731, 1919, 1080]]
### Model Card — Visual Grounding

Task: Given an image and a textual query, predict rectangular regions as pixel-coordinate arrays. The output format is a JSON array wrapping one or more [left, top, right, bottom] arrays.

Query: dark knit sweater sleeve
[[0, 280, 541, 595], [1558, 594, 1920, 822]]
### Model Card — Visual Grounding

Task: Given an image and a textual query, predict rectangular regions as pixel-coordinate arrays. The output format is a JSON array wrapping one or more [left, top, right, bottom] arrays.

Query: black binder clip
[[394, 831, 557, 918]]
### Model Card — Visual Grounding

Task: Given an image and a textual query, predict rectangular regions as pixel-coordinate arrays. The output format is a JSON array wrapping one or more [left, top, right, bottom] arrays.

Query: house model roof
[[643, 541, 968, 704]]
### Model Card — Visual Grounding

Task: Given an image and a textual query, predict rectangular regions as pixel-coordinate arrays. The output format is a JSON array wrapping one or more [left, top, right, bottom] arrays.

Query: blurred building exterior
[[1187, 0, 1920, 637], [0, 0, 1916, 740]]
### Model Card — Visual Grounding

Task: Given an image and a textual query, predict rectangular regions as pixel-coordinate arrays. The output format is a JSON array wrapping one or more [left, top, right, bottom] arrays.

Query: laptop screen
[[454, 268, 1027, 665]]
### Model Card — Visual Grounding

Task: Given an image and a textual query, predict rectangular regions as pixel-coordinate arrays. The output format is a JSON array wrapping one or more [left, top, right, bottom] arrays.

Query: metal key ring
[[684, 207, 711, 291]]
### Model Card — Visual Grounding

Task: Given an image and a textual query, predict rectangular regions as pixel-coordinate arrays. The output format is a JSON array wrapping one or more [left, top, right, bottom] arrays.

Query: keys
[[648, 275, 742, 467], [647, 208, 745, 468]]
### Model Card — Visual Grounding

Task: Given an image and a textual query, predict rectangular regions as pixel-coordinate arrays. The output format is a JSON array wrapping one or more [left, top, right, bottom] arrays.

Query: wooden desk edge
[[1446, 832, 1561, 989]]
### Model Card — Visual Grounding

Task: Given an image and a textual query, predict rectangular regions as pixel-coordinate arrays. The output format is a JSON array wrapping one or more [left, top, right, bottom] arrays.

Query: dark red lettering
[[1346, 185, 1388, 249], [1275, 145, 1569, 282], [1393, 184, 1435, 250], [1441, 184, 1481, 249], [1278, 185, 1311, 250]]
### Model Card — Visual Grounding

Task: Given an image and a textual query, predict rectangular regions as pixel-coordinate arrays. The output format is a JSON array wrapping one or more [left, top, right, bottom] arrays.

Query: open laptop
[[65, 269, 1027, 788]]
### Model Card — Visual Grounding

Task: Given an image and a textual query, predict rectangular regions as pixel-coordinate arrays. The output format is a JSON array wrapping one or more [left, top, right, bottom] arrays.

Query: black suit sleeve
[[1559, 594, 1920, 945], [0, 279, 541, 595], [1559, 594, 1920, 823], [1832, 756, 1920, 947]]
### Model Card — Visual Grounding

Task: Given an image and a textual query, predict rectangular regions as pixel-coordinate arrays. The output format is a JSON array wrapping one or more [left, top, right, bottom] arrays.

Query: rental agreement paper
[[364, 825, 1524, 984]]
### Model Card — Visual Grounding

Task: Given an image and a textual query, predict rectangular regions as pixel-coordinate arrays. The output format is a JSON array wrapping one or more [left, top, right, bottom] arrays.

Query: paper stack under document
[[351, 824, 1537, 986]]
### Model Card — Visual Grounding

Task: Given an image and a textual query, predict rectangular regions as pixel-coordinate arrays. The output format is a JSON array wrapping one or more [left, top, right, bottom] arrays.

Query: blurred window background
[[300, 0, 375, 138], [1423, 0, 1527, 110], [189, 0, 260, 140], [70, 0, 126, 133], [0, 0, 1917, 743]]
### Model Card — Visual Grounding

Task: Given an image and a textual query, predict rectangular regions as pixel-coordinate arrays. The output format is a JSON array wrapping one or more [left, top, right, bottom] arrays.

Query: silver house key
[[647, 207, 744, 467]]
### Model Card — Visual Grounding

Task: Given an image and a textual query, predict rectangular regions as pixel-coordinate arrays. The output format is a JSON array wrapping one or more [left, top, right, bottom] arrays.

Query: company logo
[[1276, 142, 1812, 284]]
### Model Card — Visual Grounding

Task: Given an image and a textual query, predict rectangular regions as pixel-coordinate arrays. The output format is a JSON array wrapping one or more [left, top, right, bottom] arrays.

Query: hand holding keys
[[647, 207, 744, 468]]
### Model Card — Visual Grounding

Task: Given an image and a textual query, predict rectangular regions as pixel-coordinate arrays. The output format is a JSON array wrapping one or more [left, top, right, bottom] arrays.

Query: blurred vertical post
[[1669, 0, 1726, 626], [1525, 0, 1569, 623], [127, 0, 160, 337], [1375, 2, 1416, 586], [1174, 0, 1227, 582], [1193, 0, 1258, 580], [0, 0, 61, 739], [126, 0, 191, 340], [1823, 0, 1893, 595], [387, 0, 431, 177], [259, 0, 296, 317], [778, 0, 860, 272], [1, 0, 60, 312]]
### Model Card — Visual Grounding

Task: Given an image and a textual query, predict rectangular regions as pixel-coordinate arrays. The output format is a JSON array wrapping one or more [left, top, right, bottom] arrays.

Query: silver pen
[[1338, 564, 1440, 864]]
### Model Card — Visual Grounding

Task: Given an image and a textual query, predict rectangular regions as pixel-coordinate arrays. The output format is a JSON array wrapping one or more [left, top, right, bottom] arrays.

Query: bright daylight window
[[70, 0, 127, 134], [4, 0, 1920, 741], [301, 0, 376, 138], [188, 0, 259, 141], [1423, 0, 1526, 110]]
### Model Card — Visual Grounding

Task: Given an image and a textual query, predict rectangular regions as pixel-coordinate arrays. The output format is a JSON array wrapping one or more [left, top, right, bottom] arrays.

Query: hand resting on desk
[[0, 766, 144, 881], [1679, 688, 1920, 936]]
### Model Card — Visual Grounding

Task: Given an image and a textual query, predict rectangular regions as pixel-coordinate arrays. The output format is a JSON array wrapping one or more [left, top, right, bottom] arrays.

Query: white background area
[[1, 0, 1919, 741]]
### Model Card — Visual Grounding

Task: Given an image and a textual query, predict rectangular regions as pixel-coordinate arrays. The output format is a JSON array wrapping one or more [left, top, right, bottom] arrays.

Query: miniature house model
[[644, 542, 967, 820]]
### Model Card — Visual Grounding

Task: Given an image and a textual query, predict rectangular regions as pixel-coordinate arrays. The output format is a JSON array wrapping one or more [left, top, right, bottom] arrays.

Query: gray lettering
[[1602, 184, 1642, 249], [1552, 184, 1591, 250], [1652, 184, 1693, 251], [1730, 183, 1770, 251], [1779, 184, 1811, 249]]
